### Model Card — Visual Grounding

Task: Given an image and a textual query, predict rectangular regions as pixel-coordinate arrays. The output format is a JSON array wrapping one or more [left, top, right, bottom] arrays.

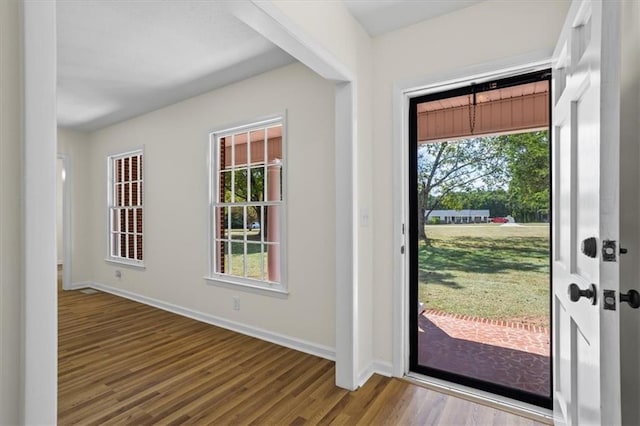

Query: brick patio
[[417, 310, 550, 396]]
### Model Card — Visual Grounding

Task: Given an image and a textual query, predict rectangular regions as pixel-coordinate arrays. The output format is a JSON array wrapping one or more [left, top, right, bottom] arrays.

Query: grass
[[223, 229, 274, 281], [419, 223, 550, 327]]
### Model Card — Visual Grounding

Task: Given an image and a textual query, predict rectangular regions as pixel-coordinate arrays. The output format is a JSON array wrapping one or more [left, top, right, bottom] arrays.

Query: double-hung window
[[208, 117, 285, 291], [108, 149, 144, 266]]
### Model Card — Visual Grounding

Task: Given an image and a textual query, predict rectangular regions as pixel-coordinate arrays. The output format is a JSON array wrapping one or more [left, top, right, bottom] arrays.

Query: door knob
[[568, 283, 597, 305], [620, 290, 640, 309]]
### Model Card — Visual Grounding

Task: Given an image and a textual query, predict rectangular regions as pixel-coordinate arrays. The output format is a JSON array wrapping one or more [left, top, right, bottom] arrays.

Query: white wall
[[370, 0, 570, 364], [58, 128, 92, 284], [0, 0, 22, 423], [83, 62, 336, 351], [619, 0, 640, 424]]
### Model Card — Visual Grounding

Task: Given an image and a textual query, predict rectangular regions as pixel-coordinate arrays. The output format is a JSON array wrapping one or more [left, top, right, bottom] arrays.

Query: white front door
[[552, 0, 622, 424]]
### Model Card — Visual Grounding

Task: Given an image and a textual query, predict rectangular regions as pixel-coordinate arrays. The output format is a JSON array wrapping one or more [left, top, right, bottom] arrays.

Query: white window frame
[[206, 115, 287, 295], [106, 148, 145, 268]]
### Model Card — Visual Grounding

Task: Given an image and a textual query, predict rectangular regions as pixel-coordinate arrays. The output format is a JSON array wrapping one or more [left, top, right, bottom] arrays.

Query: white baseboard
[[373, 360, 394, 377], [80, 281, 336, 362], [68, 281, 93, 290], [358, 360, 394, 387]]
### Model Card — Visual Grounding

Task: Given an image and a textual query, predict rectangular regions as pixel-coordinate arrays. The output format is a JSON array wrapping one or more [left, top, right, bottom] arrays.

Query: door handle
[[620, 290, 640, 309], [568, 283, 597, 305]]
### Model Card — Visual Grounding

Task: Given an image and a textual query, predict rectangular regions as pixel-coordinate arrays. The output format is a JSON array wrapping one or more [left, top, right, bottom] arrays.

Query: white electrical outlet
[[233, 296, 240, 311]]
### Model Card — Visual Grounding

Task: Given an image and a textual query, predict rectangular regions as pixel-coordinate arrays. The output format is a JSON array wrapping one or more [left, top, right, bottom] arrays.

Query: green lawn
[[224, 230, 272, 281], [419, 224, 550, 327]]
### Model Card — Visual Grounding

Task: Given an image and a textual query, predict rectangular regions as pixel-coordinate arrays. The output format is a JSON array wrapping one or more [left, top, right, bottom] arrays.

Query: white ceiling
[[57, 1, 484, 132], [56, 1, 295, 131], [344, 0, 484, 36]]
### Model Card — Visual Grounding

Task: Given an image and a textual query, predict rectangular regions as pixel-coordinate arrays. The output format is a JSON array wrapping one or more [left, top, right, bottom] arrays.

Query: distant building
[[426, 209, 490, 224]]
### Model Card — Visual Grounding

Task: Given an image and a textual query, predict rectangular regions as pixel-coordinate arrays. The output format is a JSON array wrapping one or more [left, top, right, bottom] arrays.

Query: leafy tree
[[440, 189, 510, 217], [223, 168, 265, 229], [499, 131, 550, 222], [417, 137, 509, 241]]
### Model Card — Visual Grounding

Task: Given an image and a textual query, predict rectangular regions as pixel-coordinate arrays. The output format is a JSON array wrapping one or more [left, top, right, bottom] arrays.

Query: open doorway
[[57, 154, 71, 290], [409, 70, 552, 408]]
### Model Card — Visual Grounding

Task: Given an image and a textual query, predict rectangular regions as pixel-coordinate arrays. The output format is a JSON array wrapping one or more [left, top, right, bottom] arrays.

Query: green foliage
[[499, 131, 550, 222], [223, 167, 265, 228], [417, 137, 509, 239], [417, 131, 550, 230]]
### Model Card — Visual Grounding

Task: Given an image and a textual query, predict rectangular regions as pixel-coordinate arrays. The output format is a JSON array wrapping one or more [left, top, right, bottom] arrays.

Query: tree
[[499, 131, 550, 222], [223, 168, 265, 228], [417, 137, 509, 241], [439, 189, 510, 217]]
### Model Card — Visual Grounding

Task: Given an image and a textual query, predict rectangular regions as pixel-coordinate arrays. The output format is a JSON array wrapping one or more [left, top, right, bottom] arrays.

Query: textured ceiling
[[57, 1, 295, 131], [344, 0, 484, 36]]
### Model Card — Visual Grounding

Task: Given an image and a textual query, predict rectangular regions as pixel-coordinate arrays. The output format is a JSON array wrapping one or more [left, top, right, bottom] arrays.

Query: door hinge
[[602, 240, 617, 262], [401, 245, 405, 254]]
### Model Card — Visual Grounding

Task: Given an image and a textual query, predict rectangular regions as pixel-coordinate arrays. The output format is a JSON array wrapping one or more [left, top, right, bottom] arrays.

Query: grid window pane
[[221, 171, 231, 203], [128, 209, 134, 234], [265, 205, 280, 243], [230, 206, 244, 237], [233, 169, 248, 202], [250, 167, 264, 202], [109, 151, 143, 263], [123, 183, 130, 207], [249, 130, 264, 165], [116, 184, 122, 206], [120, 209, 126, 232], [230, 241, 245, 277], [131, 156, 138, 180], [123, 158, 130, 181], [136, 208, 143, 234], [212, 122, 282, 284], [136, 235, 143, 260], [246, 242, 262, 280], [132, 182, 138, 205], [116, 159, 123, 182]]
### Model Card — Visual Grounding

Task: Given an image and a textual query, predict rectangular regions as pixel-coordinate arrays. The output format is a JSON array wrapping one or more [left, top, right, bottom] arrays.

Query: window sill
[[105, 258, 146, 269], [204, 276, 288, 299]]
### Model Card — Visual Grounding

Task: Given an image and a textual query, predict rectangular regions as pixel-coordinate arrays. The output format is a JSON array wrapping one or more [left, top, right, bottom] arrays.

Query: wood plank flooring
[[58, 284, 547, 425]]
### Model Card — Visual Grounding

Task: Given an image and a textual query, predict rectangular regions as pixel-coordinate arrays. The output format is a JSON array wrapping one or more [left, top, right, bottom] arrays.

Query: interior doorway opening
[[409, 70, 552, 408], [57, 154, 71, 291]]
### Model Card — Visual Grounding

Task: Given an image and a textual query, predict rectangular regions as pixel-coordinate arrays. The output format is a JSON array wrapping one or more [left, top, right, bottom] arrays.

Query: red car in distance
[[489, 217, 509, 223]]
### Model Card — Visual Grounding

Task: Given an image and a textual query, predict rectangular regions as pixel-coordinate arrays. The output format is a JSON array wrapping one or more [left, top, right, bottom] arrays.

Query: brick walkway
[[417, 310, 550, 396]]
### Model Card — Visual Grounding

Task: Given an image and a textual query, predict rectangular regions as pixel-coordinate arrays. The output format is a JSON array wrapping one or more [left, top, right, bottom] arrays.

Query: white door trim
[[23, 0, 58, 422], [391, 49, 554, 378]]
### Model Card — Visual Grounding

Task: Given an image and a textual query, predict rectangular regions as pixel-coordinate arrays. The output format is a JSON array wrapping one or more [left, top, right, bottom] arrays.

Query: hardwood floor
[[58, 284, 547, 425]]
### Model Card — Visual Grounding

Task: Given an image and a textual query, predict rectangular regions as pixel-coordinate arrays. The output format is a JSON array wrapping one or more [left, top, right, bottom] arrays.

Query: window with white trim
[[209, 118, 285, 290], [108, 150, 144, 266]]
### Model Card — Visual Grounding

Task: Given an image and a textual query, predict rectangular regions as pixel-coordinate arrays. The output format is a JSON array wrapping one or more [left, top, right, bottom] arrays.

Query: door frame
[[391, 50, 554, 408], [407, 69, 552, 408]]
